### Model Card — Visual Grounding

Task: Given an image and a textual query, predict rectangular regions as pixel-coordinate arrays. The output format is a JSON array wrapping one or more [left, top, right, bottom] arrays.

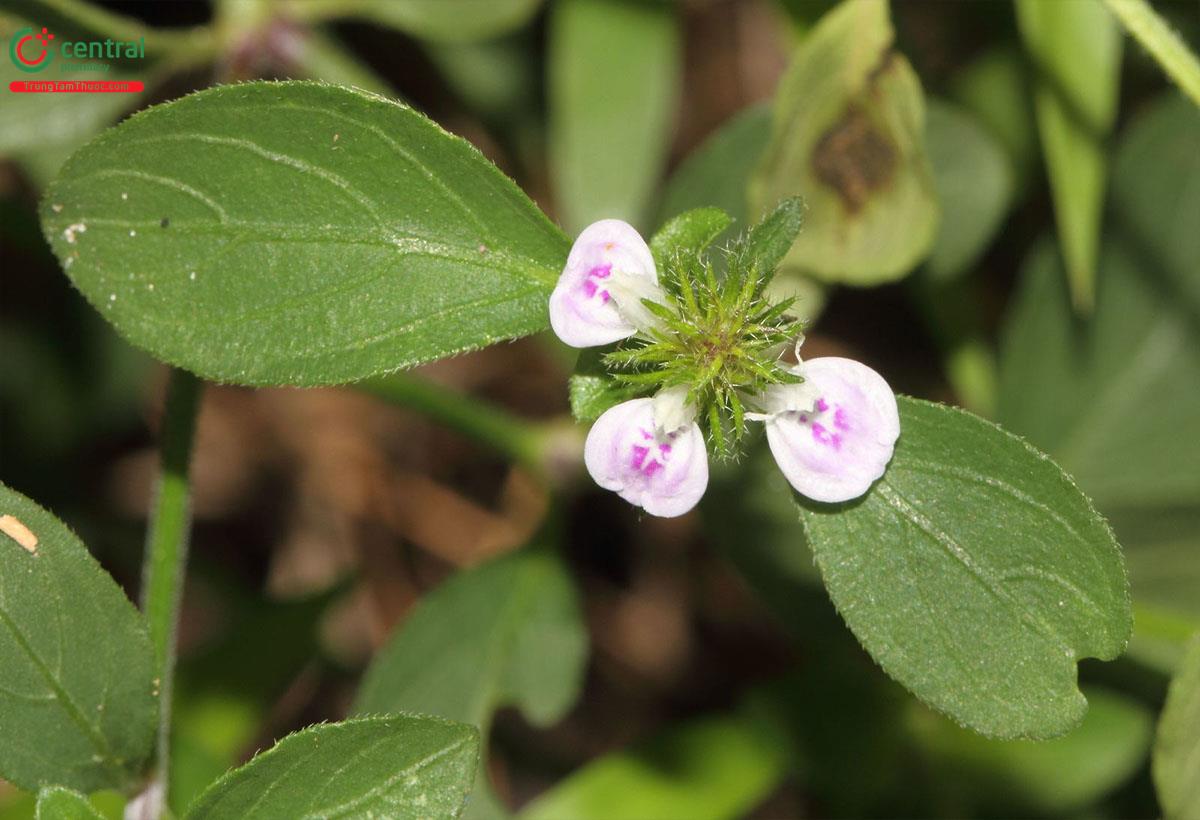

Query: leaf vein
[[243, 100, 499, 246], [59, 217, 557, 285], [318, 733, 474, 819], [900, 457, 1086, 542], [69, 168, 230, 223], [876, 483, 1069, 651], [120, 132, 387, 228], [297, 731, 394, 817], [0, 600, 116, 767]]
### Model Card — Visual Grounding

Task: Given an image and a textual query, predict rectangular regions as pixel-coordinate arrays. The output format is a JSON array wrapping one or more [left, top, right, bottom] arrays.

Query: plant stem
[[356, 374, 549, 471], [140, 369, 203, 804]]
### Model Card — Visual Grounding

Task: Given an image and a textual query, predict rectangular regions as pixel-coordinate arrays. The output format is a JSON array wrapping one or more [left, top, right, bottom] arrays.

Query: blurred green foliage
[[1016, 0, 1122, 313], [3, 0, 1199, 818], [520, 713, 788, 820], [549, 0, 680, 234], [1154, 634, 1200, 819], [355, 544, 587, 820]]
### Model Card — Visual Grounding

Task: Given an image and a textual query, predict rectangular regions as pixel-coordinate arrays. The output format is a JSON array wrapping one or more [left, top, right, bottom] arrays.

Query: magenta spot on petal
[[799, 414, 808, 423], [640, 428, 654, 440], [815, 397, 829, 413], [811, 422, 843, 450], [630, 437, 669, 478], [833, 407, 850, 431], [580, 263, 613, 303]]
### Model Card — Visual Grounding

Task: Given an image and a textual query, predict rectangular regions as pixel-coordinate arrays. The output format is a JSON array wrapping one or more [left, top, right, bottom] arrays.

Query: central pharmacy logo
[[10, 26, 55, 73]]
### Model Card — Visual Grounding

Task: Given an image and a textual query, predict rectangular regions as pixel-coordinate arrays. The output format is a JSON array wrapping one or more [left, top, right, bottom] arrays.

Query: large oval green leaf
[[40, 81, 568, 386], [0, 484, 157, 793], [184, 715, 480, 819], [798, 398, 1130, 739]]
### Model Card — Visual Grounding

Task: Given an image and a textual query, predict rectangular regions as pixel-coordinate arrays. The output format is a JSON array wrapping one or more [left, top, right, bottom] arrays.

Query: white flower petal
[[764, 357, 899, 503], [549, 219, 657, 348], [584, 398, 709, 518]]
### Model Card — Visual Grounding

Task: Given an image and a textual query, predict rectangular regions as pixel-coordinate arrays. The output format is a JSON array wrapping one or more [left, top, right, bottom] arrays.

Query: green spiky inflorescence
[[602, 199, 806, 459]]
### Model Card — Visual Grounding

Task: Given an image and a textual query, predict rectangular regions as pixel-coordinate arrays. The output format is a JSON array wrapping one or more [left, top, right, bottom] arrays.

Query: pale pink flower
[[751, 357, 900, 503], [549, 219, 664, 348], [584, 387, 708, 517]]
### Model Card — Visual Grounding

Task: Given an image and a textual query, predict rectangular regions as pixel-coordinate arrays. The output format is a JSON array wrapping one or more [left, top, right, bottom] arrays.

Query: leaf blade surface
[[184, 715, 480, 820], [41, 81, 568, 386], [799, 398, 1131, 739], [0, 485, 157, 793]]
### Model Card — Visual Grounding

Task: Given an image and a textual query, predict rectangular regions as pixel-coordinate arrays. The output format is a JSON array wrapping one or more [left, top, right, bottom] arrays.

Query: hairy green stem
[[356, 374, 548, 471], [1105, 0, 1200, 106], [140, 369, 203, 803]]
